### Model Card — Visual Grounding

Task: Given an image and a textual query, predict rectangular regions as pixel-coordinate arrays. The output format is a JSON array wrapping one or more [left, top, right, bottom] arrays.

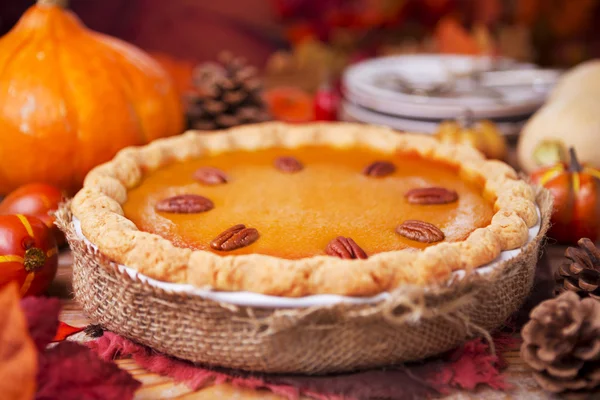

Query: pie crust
[[72, 122, 538, 297]]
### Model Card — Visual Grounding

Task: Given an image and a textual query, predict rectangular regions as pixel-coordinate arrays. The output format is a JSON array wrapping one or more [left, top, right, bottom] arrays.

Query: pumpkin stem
[[23, 248, 46, 273], [37, 0, 69, 8], [568, 147, 583, 173]]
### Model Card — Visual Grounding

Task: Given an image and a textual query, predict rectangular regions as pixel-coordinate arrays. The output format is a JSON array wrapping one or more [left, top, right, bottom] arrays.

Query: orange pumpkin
[[530, 148, 600, 244], [0, 0, 184, 195], [0, 183, 66, 247], [0, 214, 58, 296]]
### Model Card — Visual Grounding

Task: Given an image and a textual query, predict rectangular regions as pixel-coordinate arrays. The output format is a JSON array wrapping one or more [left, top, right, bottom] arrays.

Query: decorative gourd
[[0, 0, 184, 195], [530, 148, 600, 244], [0, 214, 58, 296], [548, 60, 600, 101], [518, 61, 600, 174], [0, 183, 65, 247], [435, 118, 507, 160]]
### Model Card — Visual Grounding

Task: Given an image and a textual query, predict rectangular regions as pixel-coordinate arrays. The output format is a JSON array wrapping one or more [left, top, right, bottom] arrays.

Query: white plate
[[340, 100, 527, 136], [73, 207, 540, 309], [342, 54, 556, 120]]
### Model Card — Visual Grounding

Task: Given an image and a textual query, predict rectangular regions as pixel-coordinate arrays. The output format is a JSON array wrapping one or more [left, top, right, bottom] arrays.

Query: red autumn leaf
[[36, 341, 141, 400], [53, 321, 84, 342], [16, 295, 139, 400], [0, 283, 37, 400], [20, 296, 60, 351], [436, 337, 512, 391]]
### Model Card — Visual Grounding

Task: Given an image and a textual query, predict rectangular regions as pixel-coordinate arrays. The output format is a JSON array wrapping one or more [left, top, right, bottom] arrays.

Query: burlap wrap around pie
[[57, 189, 552, 374]]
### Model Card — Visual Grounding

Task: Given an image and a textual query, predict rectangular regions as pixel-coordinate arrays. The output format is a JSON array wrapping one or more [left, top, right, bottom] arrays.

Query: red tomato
[[0, 183, 65, 246], [0, 214, 58, 296]]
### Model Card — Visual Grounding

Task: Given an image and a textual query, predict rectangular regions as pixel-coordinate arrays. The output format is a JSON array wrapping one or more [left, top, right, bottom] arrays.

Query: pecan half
[[193, 166, 228, 185], [326, 236, 368, 259], [155, 194, 214, 214], [274, 156, 304, 173], [405, 187, 458, 205], [363, 161, 396, 177], [396, 220, 444, 243], [211, 224, 260, 251]]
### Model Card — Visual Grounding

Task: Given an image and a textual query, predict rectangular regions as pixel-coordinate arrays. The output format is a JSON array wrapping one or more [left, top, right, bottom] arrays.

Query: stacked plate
[[340, 55, 561, 136]]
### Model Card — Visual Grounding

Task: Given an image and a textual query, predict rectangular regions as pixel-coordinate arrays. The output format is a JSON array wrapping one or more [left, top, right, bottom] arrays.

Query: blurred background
[[3, 0, 600, 71]]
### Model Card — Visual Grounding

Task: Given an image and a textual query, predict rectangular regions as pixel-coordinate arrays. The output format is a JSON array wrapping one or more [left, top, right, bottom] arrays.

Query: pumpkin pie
[[71, 122, 538, 297]]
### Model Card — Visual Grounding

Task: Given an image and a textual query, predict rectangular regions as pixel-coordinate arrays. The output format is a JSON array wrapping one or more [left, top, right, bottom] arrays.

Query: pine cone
[[521, 292, 600, 397], [556, 238, 600, 300], [186, 52, 271, 130]]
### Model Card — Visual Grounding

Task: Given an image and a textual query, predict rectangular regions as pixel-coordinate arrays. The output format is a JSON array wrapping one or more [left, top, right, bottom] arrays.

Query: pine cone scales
[[186, 52, 271, 130], [556, 238, 600, 300], [521, 292, 600, 396]]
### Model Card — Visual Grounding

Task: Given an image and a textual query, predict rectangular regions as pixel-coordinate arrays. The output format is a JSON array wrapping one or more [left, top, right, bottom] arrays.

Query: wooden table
[[51, 245, 566, 400]]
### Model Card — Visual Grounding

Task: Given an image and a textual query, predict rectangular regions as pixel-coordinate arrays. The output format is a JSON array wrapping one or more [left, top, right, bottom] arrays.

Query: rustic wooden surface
[[51, 245, 566, 400]]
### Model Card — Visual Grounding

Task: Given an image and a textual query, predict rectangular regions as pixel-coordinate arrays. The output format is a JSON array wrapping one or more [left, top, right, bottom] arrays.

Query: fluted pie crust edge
[[71, 122, 538, 297]]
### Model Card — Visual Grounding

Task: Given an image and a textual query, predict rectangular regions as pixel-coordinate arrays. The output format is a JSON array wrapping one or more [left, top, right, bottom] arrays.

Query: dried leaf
[[52, 322, 84, 342], [0, 283, 37, 400], [20, 296, 60, 351], [435, 335, 516, 391], [36, 341, 141, 400]]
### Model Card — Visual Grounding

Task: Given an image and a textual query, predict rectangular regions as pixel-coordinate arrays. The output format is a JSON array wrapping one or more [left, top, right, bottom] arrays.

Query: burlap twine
[[57, 189, 552, 374]]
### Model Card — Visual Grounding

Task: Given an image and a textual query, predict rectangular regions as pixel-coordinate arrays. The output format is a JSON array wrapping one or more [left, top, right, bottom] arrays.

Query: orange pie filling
[[123, 146, 495, 260]]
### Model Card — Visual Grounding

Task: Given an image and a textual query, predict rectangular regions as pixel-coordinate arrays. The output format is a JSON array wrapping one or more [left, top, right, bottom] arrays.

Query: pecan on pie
[[72, 123, 538, 297]]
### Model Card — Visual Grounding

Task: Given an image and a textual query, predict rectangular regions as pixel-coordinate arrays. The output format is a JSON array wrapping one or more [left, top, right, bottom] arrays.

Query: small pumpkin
[[0, 214, 58, 296], [0, 183, 65, 247], [0, 0, 184, 195], [435, 117, 507, 160], [530, 147, 600, 244]]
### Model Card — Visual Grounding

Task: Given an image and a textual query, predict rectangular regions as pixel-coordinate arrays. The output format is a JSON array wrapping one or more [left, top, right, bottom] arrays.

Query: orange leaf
[[53, 321, 84, 342], [0, 283, 37, 400], [435, 17, 481, 55], [52, 321, 83, 342]]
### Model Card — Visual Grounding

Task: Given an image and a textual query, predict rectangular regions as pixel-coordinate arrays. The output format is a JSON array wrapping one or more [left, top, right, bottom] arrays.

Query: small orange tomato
[[530, 148, 600, 244], [0, 215, 58, 296], [0, 183, 65, 246], [263, 86, 314, 123]]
